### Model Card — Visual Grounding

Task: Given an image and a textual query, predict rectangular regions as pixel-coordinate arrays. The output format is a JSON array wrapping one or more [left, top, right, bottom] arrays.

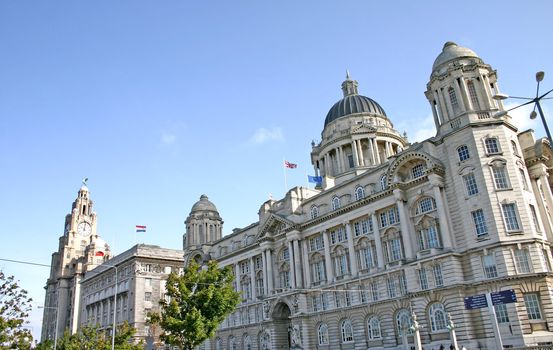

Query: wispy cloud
[[249, 127, 284, 144], [161, 132, 177, 145]]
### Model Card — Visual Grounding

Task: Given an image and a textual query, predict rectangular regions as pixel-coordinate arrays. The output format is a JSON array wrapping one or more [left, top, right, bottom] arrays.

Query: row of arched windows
[[316, 303, 449, 345]]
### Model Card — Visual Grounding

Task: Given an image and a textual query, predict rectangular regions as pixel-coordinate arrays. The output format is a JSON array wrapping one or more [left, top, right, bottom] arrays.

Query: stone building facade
[[183, 42, 553, 350], [41, 184, 112, 342], [79, 244, 184, 348]]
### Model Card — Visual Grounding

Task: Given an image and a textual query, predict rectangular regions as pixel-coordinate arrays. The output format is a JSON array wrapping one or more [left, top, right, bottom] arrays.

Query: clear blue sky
[[1, 0, 552, 341]]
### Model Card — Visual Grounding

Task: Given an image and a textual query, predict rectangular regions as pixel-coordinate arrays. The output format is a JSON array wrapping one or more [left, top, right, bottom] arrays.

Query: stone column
[[287, 240, 296, 289], [235, 264, 242, 296], [530, 165, 553, 238], [266, 250, 274, 293], [371, 212, 385, 268], [322, 230, 334, 283], [480, 74, 494, 109], [458, 77, 472, 111], [428, 174, 453, 249], [394, 189, 414, 259], [351, 141, 359, 167], [338, 146, 345, 173], [357, 140, 365, 166], [301, 239, 311, 286], [437, 89, 450, 121], [293, 240, 303, 288], [453, 77, 467, 112], [250, 257, 256, 300], [372, 139, 380, 165], [261, 250, 268, 295], [432, 90, 445, 123], [345, 222, 358, 277]]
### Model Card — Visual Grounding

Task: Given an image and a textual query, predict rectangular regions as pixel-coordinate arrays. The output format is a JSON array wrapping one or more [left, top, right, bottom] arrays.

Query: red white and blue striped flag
[[135, 225, 146, 233]]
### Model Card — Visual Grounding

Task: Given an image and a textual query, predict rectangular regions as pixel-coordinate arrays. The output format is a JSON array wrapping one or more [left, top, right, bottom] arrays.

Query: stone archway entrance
[[272, 302, 292, 349]]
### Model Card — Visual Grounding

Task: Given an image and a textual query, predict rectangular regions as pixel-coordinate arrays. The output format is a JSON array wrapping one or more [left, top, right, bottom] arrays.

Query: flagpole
[[305, 170, 309, 189], [283, 157, 288, 194]]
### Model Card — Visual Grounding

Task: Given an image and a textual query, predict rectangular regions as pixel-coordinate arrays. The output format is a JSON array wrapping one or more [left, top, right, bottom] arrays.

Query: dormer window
[[380, 175, 388, 191]]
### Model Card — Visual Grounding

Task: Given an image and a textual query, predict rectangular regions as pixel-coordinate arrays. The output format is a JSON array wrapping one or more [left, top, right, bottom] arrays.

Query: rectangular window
[[472, 209, 488, 237], [145, 278, 152, 287], [389, 238, 402, 262], [418, 268, 428, 290], [386, 277, 397, 298], [145, 292, 151, 301], [495, 303, 510, 323], [542, 249, 552, 272], [482, 253, 498, 278], [370, 281, 379, 301], [493, 166, 510, 189], [524, 293, 542, 320], [463, 173, 479, 196], [502, 203, 521, 231], [347, 154, 354, 168], [309, 235, 324, 251], [515, 249, 532, 273], [529, 205, 541, 233], [411, 164, 425, 179], [432, 264, 444, 287]]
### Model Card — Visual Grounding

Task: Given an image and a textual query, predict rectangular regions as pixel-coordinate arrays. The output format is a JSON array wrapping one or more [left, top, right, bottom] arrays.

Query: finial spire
[[81, 177, 89, 187], [341, 70, 359, 97]]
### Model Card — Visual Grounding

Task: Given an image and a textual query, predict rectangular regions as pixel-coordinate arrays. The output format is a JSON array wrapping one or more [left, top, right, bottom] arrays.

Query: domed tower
[[183, 195, 223, 250], [311, 72, 408, 189], [425, 41, 507, 134]]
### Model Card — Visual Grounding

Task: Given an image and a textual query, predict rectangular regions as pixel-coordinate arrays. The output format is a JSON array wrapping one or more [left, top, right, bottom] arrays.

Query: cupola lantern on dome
[[324, 72, 388, 127]]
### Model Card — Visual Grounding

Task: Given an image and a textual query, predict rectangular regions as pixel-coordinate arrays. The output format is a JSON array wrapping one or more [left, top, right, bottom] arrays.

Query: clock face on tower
[[77, 222, 92, 236]]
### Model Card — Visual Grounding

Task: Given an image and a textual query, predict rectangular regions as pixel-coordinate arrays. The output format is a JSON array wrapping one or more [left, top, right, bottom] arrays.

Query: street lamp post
[[493, 71, 553, 145], [38, 305, 59, 350]]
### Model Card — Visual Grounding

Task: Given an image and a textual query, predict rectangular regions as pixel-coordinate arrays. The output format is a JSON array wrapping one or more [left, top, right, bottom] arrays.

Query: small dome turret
[[432, 41, 481, 72], [190, 194, 218, 213]]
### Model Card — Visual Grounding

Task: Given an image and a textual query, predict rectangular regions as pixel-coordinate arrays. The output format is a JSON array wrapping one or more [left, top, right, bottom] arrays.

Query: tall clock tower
[[41, 181, 111, 342]]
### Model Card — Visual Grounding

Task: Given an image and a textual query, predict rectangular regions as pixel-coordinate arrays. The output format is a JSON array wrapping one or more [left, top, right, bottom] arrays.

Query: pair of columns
[[319, 138, 390, 177]]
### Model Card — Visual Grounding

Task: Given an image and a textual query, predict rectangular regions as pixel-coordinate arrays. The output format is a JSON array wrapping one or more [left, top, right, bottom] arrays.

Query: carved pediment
[[352, 124, 377, 134], [257, 213, 296, 239]]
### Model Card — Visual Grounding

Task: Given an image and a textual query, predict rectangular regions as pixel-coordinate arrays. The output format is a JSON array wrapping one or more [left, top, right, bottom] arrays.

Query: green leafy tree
[[148, 260, 240, 350], [37, 321, 143, 350], [0, 271, 33, 350]]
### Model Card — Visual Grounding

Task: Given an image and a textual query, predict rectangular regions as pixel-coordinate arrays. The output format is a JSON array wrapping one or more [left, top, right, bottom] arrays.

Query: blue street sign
[[464, 294, 488, 310], [491, 289, 517, 305]]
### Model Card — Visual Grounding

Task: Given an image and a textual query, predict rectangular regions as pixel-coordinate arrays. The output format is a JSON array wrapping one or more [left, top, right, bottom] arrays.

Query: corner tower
[[183, 195, 223, 263], [41, 181, 111, 343], [311, 73, 408, 189]]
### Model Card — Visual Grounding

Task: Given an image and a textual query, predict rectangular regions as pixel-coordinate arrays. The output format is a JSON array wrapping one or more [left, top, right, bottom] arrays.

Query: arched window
[[428, 303, 448, 332], [380, 175, 388, 191], [243, 335, 252, 350], [448, 87, 459, 113], [415, 197, 436, 215], [340, 319, 354, 343], [310, 205, 319, 219], [457, 145, 470, 161], [467, 80, 480, 110], [333, 246, 349, 277], [310, 253, 326, 283], [259, 331, 270, 350], [355, 186, 365, 201], [255, 271, 264, 297], [278, 263, 290, 289], [490, 160, 510, 190], [215, 338, 222, 350], [511, 140, 519, 156], [395, 309, 413, 336], [485, 137, 501, 154], [317, 323, 329, 345], [332, 196, 341, 210], [229, 336, 237, 350], [367, 316, 382, 340]]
